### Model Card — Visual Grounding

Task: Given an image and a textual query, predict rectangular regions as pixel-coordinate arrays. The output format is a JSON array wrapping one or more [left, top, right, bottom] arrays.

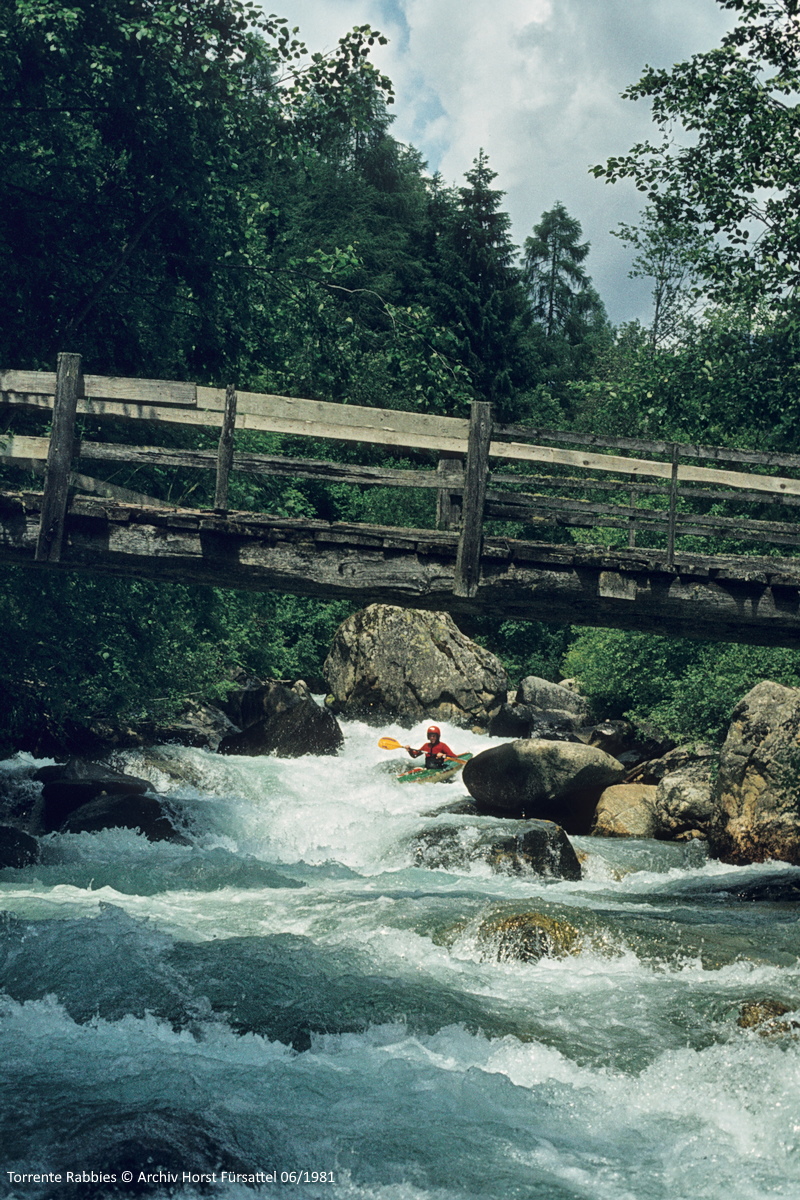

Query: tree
[[428, 151, 533, 419], [593, 0, 800, 307], [0, 0, 393, 376], [613, 206, 708, 346], [521, 203, 610, 400], [524, 202, 600, 338]]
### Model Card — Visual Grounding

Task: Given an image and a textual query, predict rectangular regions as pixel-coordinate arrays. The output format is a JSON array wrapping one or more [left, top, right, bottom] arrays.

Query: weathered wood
[[667, 444, 680, 567], [6, 490, 800, 645], [0, 436, 458, 491], [436, 453, 464, 530], [214, 383, 237, 512], [35, 353, 81, 562], [0, 369, 196, 407], [6, 367, 800, 473], [25, 459, 177, 509], [8, 383, 800, 497], [454, 401, 492, 598], [495, 421, 800, 471]]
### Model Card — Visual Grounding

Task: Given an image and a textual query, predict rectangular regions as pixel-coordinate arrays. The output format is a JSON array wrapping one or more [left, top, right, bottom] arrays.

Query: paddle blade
[[378, 737, 403, 750]]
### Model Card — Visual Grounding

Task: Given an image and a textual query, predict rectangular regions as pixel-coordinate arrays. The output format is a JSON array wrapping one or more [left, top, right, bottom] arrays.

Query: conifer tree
[[430, 150, 532, 419]]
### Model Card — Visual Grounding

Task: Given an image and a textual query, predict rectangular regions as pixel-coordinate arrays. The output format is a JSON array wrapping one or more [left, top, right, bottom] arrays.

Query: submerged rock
[[476, 909, 583, 962], [323, 604, 508, 729], [737, 998, 800, 1036], [462, 739, 625, 833], [410, 817, 582, 879], [590, 784, 659, 838]]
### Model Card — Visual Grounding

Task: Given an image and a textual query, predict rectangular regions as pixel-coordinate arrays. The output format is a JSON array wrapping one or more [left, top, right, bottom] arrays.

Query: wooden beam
[[436, 452, 463, 530], [0, 369, 195, 407], [0, 436, 460, 491], [35, 353, 81, 562], [6, 491, 800, 645], [214, 383, 237, 512], [454, 401, 492, 598], [24, 459, 178, 509]]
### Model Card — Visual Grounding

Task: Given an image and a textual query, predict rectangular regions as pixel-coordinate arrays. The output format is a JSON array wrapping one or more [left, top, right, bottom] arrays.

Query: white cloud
[[267, 0, 735, 322]]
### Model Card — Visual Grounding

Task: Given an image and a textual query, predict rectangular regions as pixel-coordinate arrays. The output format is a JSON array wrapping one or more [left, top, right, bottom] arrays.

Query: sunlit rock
[[654, 761, 715, 840], [737, 998, 800, 1036], [323, 604, 508, 728], [516, 676, 591, 720], [476, 909, 583, 962], [462, 739, 625, 832], [708, 681, 800, 865], [590, 783, 659, 838]]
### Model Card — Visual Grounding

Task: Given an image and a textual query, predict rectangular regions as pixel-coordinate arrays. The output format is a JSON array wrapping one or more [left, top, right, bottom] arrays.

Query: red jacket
[[408, 739, 456, 768]]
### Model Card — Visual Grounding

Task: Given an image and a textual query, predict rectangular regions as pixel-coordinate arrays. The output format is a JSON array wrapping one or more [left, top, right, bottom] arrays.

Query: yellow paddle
[[378, 736, 466, 765]]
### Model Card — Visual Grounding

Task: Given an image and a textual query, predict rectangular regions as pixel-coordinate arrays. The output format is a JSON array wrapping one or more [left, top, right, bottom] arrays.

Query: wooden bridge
[[3, 351, 800, 646]]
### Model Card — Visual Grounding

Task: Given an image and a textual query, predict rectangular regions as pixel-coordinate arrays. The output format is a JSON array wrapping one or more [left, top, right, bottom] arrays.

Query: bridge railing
[[3, 352, 800, 597]]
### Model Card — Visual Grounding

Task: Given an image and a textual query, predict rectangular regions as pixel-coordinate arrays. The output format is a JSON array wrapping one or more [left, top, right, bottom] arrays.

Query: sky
[[269, 0, 734, 325]]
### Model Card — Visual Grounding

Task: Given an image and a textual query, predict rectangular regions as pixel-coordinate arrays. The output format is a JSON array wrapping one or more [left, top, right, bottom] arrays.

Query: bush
[[564, 627, 800, 744]]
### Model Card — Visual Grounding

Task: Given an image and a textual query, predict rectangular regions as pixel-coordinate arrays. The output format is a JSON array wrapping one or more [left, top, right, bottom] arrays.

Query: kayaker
[[404, 725, 457, 770]]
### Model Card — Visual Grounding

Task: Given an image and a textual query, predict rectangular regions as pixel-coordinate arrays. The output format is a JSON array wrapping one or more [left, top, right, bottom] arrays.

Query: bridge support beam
[[3, 492, 800, 647]]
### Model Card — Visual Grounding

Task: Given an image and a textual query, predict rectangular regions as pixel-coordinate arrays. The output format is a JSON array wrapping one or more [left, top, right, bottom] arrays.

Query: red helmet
[[427, 725, 440, 737]]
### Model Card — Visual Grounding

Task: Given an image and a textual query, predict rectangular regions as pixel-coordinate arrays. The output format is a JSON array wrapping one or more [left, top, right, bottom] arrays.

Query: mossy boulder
[[476, 910, 583, 962]]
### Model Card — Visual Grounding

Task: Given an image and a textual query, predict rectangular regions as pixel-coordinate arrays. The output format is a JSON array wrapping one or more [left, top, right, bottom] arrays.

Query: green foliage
[[0, 566, 352, 748], [613, 206, 709, 346], [594, 0, 800, 307], [564, 627, 800, 743], [459, 617, 572, 686]]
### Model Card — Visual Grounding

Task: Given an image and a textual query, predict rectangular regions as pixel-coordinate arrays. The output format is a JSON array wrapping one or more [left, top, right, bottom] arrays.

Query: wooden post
[[436, 452, 463, 531], [667, 442, 679, 567], [628, 487, 637, 549], [454, 400, 492, 598], [35, 352, 82, 563], [214, 383, 237, 512]]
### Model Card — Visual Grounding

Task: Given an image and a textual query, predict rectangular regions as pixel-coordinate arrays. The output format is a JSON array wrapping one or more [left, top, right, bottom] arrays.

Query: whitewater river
[[1, 718, 800, 1200]]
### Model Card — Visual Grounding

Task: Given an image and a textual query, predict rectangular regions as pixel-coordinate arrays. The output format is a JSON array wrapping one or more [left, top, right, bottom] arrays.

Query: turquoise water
[[1, 719, 799, 1200]]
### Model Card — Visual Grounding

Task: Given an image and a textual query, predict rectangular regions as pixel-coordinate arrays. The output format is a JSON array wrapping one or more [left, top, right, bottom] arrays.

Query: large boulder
[[708, 681, 800, 865], [626, 742, 717, 786], [219, 680, 343, 757], [323, 604, 509, 729], [488, 703, 584, 741], [410, 817, 581, 879], [590, 784, 659, 838], [462, 739, 625, 833]]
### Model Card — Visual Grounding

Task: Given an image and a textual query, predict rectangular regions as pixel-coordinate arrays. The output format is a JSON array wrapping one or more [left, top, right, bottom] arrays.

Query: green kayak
[[397, 752, 472, 784]]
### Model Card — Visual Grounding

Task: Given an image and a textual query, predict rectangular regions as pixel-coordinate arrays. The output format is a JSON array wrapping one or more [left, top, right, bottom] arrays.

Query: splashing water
[[1, 719, 799, 1200]]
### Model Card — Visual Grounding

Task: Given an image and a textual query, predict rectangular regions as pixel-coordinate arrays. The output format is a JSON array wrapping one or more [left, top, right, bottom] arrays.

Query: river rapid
[[1, 717, 800, 1200]]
